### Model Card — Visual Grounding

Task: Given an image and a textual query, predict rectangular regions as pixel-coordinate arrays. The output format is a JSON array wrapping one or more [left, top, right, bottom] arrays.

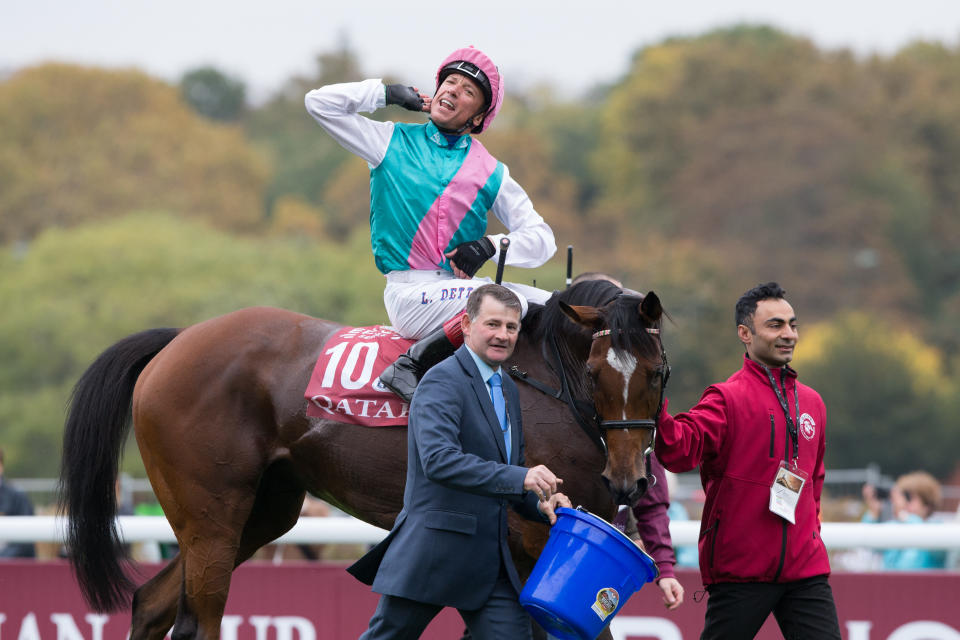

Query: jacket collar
[[463, 344, 502, 385], [742, 353, 798, 382], [425, 120, 471, 150]]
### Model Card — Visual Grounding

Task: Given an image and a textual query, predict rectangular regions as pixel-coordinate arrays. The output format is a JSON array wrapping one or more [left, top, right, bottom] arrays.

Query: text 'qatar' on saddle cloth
[[304, 326, 415, 426]]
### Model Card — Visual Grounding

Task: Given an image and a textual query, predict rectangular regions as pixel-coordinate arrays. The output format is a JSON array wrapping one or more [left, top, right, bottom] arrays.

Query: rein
[[509, 334, 607, 455]]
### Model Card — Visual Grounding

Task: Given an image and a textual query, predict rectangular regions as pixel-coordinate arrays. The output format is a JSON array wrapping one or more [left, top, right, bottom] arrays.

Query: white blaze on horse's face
[[560, 294, 666, 507], [606, 348, 638, 421], [589, 335, 657, 507]]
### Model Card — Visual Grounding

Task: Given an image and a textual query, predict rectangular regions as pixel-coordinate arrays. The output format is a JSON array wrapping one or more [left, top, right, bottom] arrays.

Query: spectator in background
[[0, 446, 37, 558], [861, 481, 894, 524], [570, 271, 640, 297], [863, 470, 947, 570], [571, 272, 620, 287]]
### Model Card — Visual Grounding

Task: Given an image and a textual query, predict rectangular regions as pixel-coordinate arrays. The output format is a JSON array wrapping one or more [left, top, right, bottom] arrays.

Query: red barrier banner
[[0, 562, 958, 639]]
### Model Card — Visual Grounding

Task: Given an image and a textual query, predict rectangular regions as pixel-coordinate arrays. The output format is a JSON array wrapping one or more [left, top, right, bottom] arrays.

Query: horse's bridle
[[590, 327, 671, 449], [509, 324, 670, 458]]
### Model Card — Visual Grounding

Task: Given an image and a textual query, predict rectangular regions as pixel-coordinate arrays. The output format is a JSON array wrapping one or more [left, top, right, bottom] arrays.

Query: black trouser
[[360, 564, 531, 640], [701, 575, 841, 640]]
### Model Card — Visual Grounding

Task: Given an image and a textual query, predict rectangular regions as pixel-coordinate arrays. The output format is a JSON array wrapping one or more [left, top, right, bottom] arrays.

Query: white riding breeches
[[383, 270, 553, 340]]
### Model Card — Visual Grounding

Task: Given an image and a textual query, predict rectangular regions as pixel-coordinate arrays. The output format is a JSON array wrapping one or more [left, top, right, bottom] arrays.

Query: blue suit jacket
[[348, 345, 546, 609]]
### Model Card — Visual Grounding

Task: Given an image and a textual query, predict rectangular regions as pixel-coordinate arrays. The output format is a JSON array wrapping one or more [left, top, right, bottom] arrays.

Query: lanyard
[[763, 365, 799, 461]]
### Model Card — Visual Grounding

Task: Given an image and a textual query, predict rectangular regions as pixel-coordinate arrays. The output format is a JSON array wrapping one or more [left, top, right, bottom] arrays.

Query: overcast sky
[[5, 1, 960, 101]]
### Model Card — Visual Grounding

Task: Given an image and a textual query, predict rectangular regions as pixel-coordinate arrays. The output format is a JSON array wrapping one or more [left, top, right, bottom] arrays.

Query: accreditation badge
[[769, 460, 808, 524]]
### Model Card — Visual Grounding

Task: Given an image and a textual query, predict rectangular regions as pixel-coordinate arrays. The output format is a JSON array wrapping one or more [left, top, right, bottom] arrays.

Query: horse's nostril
[[601, 475, 613, 493], [603, 475, 641, 506], [636, 476, 649, 495]]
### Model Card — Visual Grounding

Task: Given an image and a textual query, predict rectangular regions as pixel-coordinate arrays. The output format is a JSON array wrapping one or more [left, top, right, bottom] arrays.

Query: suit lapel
[[455, 347, 510, 462], [504, 375, 522, 464]]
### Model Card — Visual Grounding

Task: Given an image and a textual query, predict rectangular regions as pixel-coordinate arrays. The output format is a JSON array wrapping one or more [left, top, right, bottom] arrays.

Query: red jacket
[[655, 355, 830, 585]]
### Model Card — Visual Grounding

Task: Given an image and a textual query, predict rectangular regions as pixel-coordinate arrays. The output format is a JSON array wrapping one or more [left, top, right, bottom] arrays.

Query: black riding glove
[[449, 237, 496, 278], [385, 84, 424, 112]]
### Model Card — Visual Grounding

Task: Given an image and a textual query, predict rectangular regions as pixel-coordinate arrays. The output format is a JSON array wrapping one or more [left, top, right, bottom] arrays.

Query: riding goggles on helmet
[[438, 61, 492, 107]]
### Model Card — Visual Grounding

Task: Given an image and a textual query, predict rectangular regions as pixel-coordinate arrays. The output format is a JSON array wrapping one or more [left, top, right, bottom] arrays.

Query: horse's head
[[561, 291, 669, 506]]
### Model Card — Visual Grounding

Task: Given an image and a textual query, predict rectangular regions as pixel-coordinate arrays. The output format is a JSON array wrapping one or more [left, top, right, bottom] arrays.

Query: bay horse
[[59, 279, 667, 639]]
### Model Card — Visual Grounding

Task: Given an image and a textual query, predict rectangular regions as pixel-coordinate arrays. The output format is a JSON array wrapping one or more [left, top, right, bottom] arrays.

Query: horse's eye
[[650, 367, 666, 387]]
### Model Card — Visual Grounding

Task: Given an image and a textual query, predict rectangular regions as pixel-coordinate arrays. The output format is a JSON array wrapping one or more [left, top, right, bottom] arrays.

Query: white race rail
[[0, 516, 388, 545], [2, 517, 960, 549]]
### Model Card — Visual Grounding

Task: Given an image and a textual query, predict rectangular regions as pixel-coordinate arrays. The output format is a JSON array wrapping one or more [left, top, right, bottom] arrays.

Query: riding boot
[[378, 313, 465, 402]]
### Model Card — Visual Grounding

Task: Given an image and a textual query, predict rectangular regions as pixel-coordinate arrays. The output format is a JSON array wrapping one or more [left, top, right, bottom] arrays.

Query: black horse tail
[[58, 327, 179, 612]]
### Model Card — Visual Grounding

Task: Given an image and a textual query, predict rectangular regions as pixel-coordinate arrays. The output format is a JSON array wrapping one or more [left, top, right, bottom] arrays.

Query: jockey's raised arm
[[305, 46, 556, 401]]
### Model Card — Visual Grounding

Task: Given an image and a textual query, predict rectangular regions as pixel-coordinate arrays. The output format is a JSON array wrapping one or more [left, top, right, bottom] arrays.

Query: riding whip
[[495, 237, 510, 284]]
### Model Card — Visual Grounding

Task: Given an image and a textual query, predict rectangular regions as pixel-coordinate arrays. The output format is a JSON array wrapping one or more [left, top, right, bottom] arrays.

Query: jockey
[[306, 46, 556, 401]]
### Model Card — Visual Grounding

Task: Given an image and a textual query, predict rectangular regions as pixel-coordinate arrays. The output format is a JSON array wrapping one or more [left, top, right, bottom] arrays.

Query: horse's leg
[[166, 488, 256, 640], [129, 555, 183, 640], [127, 497, 260, 640], [166, 462, 305, 639], [233, 459, 306, 564], [137, 429, 261, 640]]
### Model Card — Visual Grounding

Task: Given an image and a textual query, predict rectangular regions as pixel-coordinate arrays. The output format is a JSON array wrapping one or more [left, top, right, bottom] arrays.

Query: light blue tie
[[489, 372, 510, 462]]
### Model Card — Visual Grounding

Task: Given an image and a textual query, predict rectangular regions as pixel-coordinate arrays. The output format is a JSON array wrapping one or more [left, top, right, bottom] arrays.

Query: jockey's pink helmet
[[435, 46, 504, 133]]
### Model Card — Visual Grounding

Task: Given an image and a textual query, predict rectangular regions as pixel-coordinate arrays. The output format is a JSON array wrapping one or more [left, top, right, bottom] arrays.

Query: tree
[[483, 109, 584, 247], [500, 86, 604, 209], [796, 313, 960, 478], [592, 26, 823, 220], [318, 158, 374, 240], [871, 43, 960, 347], [583, 25, 955, 327], [243, 44, 369, 218], [664, 103, 919, 319], [244, 43, 431, 230], [0, 212, 387, 477], [180, 66, 247, 121], [0, 63, 269, 243]]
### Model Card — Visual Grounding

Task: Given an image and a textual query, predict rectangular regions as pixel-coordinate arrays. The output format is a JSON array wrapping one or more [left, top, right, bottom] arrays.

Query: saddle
[[304, 326, 415, 426]]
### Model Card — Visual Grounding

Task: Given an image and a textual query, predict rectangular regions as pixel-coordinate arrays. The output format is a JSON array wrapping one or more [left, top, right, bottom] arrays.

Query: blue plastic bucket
[[519, 507, 659, 640]]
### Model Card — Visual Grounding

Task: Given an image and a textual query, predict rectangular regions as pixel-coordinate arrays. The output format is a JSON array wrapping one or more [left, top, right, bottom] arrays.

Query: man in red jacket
[[655, 282, 841, 639]]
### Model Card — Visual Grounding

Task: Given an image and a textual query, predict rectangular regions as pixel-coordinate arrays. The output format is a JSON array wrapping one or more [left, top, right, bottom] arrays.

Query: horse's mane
[[603, 292, 664, 364], [521, 280, 664, 400]]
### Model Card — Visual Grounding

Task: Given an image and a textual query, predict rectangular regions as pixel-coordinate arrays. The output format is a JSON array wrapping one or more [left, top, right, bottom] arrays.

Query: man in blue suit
[[350, 284, 571, 639]]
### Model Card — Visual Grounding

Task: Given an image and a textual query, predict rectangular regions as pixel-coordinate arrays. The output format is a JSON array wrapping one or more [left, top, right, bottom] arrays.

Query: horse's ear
[[560, 302, 603, 329], [639, 291, 662, 323]]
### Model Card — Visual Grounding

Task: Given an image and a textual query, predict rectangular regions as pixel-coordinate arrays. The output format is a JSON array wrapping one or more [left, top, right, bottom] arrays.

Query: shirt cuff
[[376, 81, 387, 109], [655, 561, 676, 580]]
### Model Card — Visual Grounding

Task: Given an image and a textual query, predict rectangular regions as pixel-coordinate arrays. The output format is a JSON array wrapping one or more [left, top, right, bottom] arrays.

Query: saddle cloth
[[304, 326, 415, 426]]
